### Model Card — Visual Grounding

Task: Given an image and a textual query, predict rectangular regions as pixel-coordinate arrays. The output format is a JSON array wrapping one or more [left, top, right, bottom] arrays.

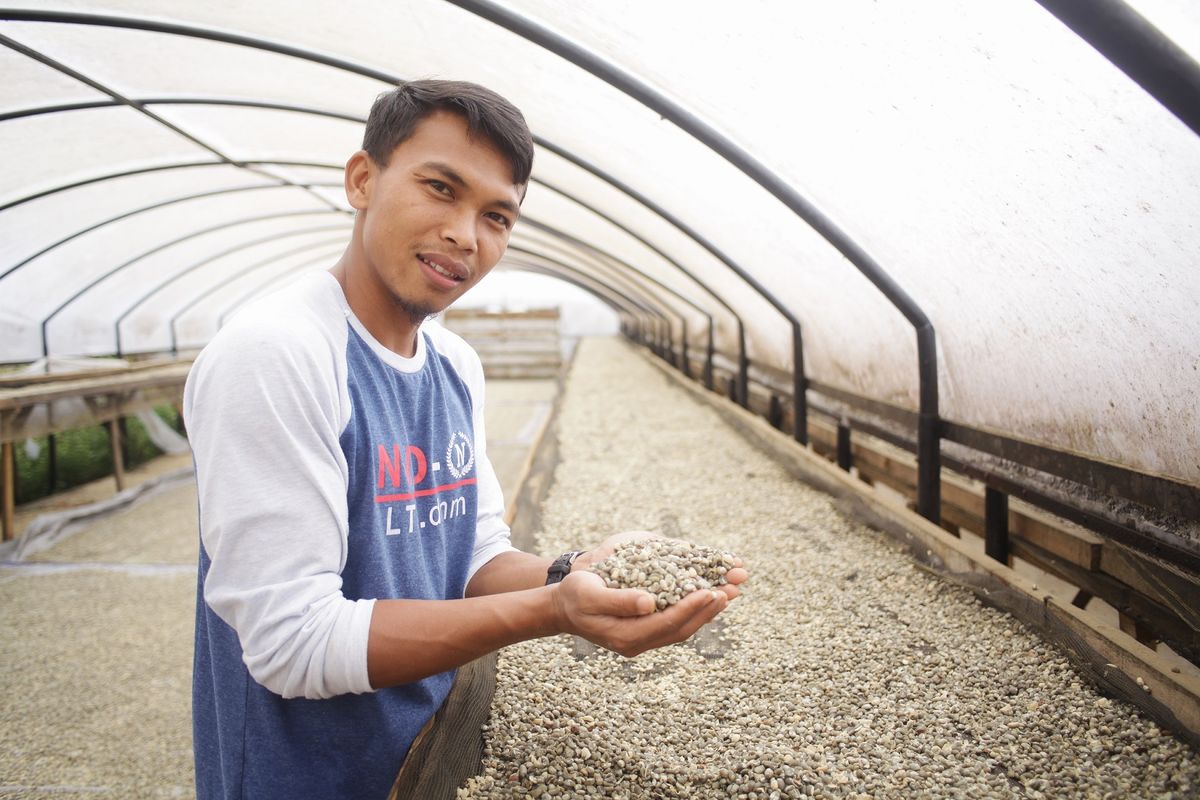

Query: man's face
[[350, 110, 524, 322]]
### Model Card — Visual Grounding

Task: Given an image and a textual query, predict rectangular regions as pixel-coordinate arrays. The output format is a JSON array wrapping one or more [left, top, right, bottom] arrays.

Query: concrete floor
[[0, 379, 556, 799]]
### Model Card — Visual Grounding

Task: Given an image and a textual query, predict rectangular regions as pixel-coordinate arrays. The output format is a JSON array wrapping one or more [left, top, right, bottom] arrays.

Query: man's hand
[[551, 535, 749, 657]]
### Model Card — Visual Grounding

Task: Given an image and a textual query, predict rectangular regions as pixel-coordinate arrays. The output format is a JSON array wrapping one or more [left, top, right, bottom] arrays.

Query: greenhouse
[[0, 1, 1197, 797]]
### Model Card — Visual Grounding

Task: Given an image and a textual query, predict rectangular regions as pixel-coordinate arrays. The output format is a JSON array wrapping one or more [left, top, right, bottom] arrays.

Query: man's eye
[[486, 212, 512, 228], [428, 180, 452, 195]]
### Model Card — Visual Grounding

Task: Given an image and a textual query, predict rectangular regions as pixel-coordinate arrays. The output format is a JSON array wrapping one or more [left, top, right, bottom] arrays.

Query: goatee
[[392, 293, 438, 327]]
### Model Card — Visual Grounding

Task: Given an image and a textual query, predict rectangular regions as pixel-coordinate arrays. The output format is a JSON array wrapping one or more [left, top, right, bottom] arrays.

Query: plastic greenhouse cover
[[0, 0, 1197, 485]]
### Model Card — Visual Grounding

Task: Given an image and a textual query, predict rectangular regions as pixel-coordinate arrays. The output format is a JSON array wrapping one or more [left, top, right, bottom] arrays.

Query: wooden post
[[1119, 610, 1162, 650], [118, 416, 130, 470], [2, 441, 15, 542], [47, 433, 57, 494], [107, 419, 126, 492]]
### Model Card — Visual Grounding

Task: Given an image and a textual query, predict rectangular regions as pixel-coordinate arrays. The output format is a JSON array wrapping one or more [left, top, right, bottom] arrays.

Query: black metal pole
[[1034, 0, 1200, 139], [837, 420, 852, 472], [445, 0, 938, 520], [704, 324, 715, 391], [793, 324, 808, 444], [985, 487, 1010, 563]]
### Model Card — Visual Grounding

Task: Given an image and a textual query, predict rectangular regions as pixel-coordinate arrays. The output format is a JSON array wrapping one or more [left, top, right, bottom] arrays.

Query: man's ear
[[345, 150, 373, 211]]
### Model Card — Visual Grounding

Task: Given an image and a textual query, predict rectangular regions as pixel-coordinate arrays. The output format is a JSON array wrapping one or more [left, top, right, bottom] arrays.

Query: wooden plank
[[1, 441, 14, 542], [0, 363, 190, 411], [1010, 538, 1196, 661], [1010, 503, 1102, 570], [0, 357, 186, 388], [1100, 545, 1200, 634], [445, 308, 559, 320]]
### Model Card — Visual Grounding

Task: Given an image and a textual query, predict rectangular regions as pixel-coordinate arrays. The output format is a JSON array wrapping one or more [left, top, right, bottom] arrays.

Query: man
[[184, 80, 745, 799]]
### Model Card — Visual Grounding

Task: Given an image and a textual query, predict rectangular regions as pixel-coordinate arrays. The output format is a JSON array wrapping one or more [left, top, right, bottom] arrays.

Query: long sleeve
[[186, 316, 375, 699]]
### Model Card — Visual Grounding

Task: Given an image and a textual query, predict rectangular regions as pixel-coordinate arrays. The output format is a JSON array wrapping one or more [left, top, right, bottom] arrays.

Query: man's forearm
[[464, 550, 555, 596], [367, 585, 562, 688], [366, 552, 572, 687]]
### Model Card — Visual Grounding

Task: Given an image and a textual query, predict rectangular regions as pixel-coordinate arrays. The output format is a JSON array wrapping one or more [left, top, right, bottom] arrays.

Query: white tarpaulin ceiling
[[0, 0, 1198, 486]]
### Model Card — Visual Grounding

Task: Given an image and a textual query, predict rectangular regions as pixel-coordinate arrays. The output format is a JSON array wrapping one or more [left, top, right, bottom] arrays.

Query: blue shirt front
[[192, 327, 481, 800]]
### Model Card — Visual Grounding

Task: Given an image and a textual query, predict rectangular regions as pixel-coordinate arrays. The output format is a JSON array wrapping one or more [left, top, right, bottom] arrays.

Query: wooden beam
[[1009, 538, 1196, 663], [0, 363, 191, 412], [0, 356, 188, 389], [107, 419, 126, 492]]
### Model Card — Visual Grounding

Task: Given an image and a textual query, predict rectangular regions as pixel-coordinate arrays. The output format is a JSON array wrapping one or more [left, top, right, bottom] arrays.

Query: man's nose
[[440, 209, 477, 253]]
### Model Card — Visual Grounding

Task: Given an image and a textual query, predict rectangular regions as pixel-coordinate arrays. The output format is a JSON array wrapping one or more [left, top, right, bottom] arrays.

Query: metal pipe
[[41, 210, 341, 357], [167, 239, 349, 355], [985, 487, 1010, 564], [446, 0, 938, 515], [837, 420, 852, 472], [0, 11, 798, 436], [115, 227, 350, 356], [1034, 0, 1200, 139], [534, 177, 739, 393], [504, 247, 673, 350]]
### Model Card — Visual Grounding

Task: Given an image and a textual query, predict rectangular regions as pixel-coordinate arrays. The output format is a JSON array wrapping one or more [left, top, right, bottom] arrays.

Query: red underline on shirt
[[375, 477, 477, 503]]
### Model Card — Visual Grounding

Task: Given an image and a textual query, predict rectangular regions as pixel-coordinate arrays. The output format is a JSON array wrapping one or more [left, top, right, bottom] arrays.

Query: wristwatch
[[545, 550, 586, 584]]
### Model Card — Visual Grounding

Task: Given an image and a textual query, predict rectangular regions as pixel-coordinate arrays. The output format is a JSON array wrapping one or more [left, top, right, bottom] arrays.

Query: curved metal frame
[[445, 0, 940, 519], [508, 241, 693, 370], [0, 31, 342, 214], [117, 228, 351, 355], [0, 10, 801, 436], [169, 244, 349, 353], [0, 182, 322, 282], [508, 253, 659, 324], [510, 220, 715, 369], [41, 210, 346, 356], [1033, 0, 1200, 138], [511, 235, 715, 386], [502, 264, 632, 323], [3, 95, 742, 393], [532, 176, 732, 386], [498, 260, 644, 334]]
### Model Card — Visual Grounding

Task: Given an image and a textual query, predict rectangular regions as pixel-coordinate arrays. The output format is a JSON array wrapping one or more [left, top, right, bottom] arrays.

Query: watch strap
[[545, 550, 585, 585]]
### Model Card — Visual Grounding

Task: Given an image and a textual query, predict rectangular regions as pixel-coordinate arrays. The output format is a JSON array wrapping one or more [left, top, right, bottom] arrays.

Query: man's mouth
[[418, 254, 466, 283]]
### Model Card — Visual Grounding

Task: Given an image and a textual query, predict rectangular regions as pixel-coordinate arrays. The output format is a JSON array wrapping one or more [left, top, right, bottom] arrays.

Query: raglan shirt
[[184, 271, 516, 800]]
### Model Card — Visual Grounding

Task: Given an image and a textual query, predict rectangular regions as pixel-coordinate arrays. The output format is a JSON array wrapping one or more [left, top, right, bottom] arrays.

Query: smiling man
[[183, 80, 745, 800]]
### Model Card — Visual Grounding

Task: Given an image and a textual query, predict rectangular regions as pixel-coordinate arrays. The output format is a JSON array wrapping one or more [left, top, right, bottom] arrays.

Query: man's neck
[[329, 258, 422, 358]]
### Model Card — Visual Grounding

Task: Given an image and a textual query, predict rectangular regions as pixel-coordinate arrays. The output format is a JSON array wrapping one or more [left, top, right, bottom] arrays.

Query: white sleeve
[[185, 322, 375, 700]]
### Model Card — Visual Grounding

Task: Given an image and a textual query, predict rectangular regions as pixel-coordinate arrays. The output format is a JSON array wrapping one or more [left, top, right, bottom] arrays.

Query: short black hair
[[362, 79, 534, 186]]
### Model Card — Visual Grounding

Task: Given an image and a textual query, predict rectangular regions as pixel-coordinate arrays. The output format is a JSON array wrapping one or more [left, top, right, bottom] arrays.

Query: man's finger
[[587, 585, 657, 617], [645, 590, 725, 647]]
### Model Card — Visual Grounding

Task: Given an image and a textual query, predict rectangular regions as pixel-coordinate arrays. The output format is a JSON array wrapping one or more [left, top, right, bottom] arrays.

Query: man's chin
[[391, 293, 443, 326]]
